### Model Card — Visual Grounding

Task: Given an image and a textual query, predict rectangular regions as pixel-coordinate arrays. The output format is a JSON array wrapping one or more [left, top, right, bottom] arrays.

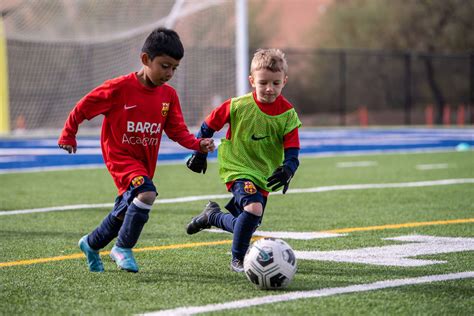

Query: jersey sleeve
[[163, 91, 201, 151], [283, 126, 300, 149], [58, 80, 117, 146], [204, 99, 231, 131]]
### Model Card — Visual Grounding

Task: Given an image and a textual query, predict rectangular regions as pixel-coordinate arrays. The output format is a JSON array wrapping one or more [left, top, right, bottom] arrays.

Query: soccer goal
[[3, 0, 240, 133]]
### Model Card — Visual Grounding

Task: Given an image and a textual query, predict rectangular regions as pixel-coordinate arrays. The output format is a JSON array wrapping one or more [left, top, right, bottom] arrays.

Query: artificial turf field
[[1, 150, 473, 315]]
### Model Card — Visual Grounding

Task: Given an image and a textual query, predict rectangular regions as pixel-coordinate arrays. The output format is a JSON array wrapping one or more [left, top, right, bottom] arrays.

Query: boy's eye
[[161, 64, 178, 71]]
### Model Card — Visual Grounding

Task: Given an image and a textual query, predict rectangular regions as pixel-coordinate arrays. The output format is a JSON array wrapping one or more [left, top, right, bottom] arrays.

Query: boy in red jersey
[[58, 28, 214, 273], [185, 48, 301, 272]]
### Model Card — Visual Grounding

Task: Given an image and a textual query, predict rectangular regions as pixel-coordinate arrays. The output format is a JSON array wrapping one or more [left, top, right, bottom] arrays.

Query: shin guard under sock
[[231, 211, 261, 260], [116, 198, 151, 249], [210, 212, 237, 233], [88, 213, 122, 250]]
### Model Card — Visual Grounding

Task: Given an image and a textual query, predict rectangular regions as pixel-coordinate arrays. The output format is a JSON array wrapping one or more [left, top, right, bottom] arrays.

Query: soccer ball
[[244, 238, 297, 290]]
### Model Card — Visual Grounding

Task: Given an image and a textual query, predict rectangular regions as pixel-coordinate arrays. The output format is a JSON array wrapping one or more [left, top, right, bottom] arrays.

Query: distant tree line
[[316, 0, 474, 124]]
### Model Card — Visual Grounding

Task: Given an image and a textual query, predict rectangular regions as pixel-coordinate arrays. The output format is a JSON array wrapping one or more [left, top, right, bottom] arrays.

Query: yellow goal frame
[[0, 15, 10, 134]]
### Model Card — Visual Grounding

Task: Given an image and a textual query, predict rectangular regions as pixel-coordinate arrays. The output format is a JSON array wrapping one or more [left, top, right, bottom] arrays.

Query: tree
[[318, 0, 474, 123]]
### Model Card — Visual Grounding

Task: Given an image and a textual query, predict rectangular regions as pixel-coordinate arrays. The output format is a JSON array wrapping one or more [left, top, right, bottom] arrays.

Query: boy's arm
[[58, 82, 116, 153], [186, 122, 216, 174], [267, 128, 301, 193], [164, 92, 204, 151], [186, 100, 230, 174], [58, 107, 87, 153]]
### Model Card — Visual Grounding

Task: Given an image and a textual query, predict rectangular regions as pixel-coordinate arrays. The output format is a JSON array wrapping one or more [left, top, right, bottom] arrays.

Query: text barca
[[123, 120, 162, 146]]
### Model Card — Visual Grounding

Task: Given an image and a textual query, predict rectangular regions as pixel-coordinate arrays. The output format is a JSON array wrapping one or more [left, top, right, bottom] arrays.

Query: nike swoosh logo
[[124, 104, 137, 110], [251, 134, 269, 141]]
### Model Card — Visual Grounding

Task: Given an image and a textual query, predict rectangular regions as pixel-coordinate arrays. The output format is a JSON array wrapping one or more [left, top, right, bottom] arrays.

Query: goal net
[[4, 0, 236, 133]]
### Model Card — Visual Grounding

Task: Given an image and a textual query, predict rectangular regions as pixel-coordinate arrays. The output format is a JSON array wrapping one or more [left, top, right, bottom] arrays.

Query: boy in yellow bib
[[186, 49, 301, 272]]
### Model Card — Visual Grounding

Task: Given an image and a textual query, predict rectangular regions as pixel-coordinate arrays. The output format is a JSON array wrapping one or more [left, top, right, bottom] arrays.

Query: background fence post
[[404, 52, 412, 125], [470, 53, 474, 124], [339, 50, 346, 126]]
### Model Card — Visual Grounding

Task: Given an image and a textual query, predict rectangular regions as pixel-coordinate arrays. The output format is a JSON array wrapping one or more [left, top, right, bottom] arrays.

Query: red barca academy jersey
[[59, 72, 201, 195]]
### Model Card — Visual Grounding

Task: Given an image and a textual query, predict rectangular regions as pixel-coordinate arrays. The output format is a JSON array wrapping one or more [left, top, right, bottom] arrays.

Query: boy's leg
[[78, 235, 104, 272], [111, 176, 157, 273], [78, 196, 127, 272], [229, 180, 267, 272], [205, 197, 243, 233], [88, 196, 126, 249], [186, 201, 224, 234]]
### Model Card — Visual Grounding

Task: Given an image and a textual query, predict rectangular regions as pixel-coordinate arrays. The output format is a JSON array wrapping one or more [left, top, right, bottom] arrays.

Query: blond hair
[[250, 48, 288, 75]]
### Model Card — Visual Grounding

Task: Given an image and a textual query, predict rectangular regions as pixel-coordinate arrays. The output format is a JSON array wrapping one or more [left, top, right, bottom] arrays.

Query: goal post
[[0, 14, 10, 134], [3, 0, 248, 134], [235, 0, 249, 97]]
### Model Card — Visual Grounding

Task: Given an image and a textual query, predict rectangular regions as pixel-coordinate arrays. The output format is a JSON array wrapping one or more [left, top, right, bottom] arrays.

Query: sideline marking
[[1, 218, 472, 268], [324, 218, 474, 233], [2, 178, 473, 216], [206, 229, 346, 239], [0, 239, 236, 268], [141, 272, 474, 315]]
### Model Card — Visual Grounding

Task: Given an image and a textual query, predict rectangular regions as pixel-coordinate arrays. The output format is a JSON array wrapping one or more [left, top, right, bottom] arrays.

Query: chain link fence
[[281, 49, 473, 127]]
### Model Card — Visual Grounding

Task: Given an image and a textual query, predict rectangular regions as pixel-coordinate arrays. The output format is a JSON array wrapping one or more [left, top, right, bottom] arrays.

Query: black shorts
[[111, 176, 157, 217], [225, 179, 267, 218]]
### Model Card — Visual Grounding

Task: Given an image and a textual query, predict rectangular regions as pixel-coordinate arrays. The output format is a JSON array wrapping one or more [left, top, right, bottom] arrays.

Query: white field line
[[416, 163, 450, 170], [336, 161, 377, 168], [140, 271, 474, 316], [2, 178, 474, 216]]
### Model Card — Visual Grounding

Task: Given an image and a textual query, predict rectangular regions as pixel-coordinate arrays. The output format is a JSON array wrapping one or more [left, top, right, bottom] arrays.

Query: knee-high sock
[[210, 212, 236, 233], [116, 198, 151, 249], [88, 213, 122, 250], [231, 211, 261, 260]]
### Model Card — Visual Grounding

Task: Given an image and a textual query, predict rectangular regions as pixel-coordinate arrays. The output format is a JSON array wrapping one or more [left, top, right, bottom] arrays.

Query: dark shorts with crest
[[111, 176, 157, 217], [225, 179, 267, 218]]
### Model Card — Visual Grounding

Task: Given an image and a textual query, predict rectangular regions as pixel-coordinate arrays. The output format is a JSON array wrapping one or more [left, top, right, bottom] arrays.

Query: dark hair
[[141, 27, 184, 60]]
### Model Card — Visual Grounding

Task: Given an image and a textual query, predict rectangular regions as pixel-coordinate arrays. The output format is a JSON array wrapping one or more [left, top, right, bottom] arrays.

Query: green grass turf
[[1, 151, 473, 315]]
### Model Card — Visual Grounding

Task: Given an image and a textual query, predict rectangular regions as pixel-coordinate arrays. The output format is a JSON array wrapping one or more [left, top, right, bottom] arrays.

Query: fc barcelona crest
[[244, 181, 257, 194], [161, 103, 170, 116], [131, 176, 145, 188]]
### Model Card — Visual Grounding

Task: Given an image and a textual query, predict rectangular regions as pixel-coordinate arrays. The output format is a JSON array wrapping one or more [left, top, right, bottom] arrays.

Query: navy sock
[[88, 213, 122, 250], [231, 211, 261, 260], [210, 212, 236, 233], [116, 198, 151, 249]]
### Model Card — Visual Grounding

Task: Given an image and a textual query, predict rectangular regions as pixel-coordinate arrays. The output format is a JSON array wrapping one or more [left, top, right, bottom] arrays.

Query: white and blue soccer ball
[[244, 238, 297, 290]]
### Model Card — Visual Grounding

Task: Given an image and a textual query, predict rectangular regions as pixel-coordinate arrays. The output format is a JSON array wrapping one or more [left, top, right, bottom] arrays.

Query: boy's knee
[[243, 202, 263, 217], [136, 191, 157, 205]]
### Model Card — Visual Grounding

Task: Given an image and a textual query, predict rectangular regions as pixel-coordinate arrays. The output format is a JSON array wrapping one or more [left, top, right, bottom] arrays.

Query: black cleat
[[230, 257, 244, 273], [186, 201, 221, 235]]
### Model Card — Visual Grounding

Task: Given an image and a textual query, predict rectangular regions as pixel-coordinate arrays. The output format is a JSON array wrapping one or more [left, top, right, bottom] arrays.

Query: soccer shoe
[[78, 235, 104, 272], [230, 257, 244, 273], [186, 201, 221, 235], [110, 245, 139, 273]]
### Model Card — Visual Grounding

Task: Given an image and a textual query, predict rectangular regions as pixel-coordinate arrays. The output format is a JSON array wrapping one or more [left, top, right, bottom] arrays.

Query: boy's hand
[[267, 165, 293, 194], [186, 152, 207, 174], [58, 144, 77, 154], [199, 138, 215, 153]]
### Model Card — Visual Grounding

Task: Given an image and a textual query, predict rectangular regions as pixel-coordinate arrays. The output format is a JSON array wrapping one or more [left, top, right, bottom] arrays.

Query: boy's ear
[[141, 52, 150, 66], [248, 75, 255, 88]]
